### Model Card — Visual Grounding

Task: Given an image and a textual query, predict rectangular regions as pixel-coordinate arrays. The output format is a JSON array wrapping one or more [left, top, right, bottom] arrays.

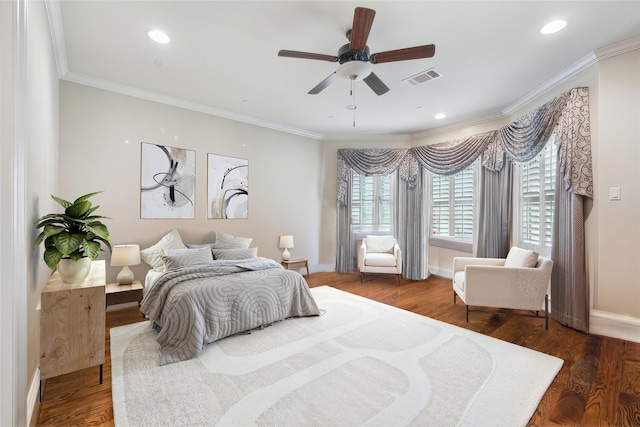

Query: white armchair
[[358, 235, 402, 283], [452, 247, 553, 329]]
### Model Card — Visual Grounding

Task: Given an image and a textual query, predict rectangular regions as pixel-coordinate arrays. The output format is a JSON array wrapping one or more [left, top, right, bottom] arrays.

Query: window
[[514, 136, 557, 256], [351, 171, 392, 234], [430, 164, 476, 246]]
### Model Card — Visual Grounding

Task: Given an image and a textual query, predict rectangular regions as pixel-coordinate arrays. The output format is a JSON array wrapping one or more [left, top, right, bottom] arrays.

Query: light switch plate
[[609, 187, 621, 201]]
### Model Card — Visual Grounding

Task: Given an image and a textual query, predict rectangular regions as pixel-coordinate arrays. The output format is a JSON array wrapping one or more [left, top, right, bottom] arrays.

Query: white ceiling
[[54, 1, 640, 140]]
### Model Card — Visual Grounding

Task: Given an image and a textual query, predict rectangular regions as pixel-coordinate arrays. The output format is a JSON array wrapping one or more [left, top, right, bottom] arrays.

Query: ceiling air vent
[[402, 68, 442, 87]]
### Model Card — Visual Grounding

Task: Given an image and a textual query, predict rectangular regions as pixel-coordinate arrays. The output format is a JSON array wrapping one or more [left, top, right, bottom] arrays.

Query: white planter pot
[[57, 257, 92, 283]]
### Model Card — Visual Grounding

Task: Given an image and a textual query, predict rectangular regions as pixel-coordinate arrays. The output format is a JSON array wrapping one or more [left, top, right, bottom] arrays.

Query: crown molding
[[410, 110, 505, 141], [321, 133, 411, 142], [44, 0, 67, 78], [502, 36, 640, 117], [501, 52, 597, 117], [61, 72, 324, 140], [595, 35, 640, 60]]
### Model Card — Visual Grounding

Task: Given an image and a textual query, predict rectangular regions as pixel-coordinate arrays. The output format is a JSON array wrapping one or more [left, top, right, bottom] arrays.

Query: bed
[[138, 230, 321, 365]]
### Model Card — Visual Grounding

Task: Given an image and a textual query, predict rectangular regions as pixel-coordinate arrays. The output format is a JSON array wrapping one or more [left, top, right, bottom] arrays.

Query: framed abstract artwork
[[140, 142, 195, 219], [207, 153, 248, 219]]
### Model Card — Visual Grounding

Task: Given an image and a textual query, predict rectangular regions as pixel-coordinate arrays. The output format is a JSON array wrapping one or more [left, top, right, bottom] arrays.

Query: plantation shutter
[[351, 172, 392, 234], [454, 169, 474, 239]]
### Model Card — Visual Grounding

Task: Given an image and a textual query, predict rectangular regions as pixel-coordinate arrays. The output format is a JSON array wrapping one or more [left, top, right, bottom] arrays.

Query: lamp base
[[117, 266, 134, 285], [282, 248, 291, 261]]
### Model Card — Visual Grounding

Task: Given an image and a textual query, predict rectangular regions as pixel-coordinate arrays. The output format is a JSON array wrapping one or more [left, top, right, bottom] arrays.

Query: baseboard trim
[[590, 310, 640, 343], [429, 267, 453, 280], [27, 368, 40, 427]]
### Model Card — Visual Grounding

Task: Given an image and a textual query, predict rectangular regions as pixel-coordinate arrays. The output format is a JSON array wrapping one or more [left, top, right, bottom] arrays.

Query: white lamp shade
[[279, 235, 294, 249], [110, 244, 141, 267]]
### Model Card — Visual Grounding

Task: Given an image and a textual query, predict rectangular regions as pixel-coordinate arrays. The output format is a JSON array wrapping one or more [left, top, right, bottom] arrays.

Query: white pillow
[[365, 235, 396, 253], [212, 247, 258, 260], [140, 229, 186, 271], [212, 230, 252, 249], [504, 246, 539, 268], [161, 247, 213, 270]]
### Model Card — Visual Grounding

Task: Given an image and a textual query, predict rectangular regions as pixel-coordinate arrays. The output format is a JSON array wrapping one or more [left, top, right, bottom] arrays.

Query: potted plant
[[34, 191, 111, 283]]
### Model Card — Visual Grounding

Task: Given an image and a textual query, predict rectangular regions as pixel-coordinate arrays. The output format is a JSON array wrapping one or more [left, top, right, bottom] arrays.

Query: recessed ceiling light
[[148, 30, 170, 44], [435, 113, 446, 120], [540, 20, 567, 35]]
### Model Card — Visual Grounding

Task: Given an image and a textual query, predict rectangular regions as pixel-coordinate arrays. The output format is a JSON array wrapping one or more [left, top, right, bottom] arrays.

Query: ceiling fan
[[278, 7, 436, 96]]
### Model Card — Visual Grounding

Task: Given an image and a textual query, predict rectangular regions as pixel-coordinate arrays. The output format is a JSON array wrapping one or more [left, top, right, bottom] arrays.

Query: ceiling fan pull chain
[[352, 76, 357, 127]]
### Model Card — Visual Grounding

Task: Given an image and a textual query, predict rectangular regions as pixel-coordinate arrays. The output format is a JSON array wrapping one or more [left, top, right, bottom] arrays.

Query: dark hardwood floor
[[36, 272, 640, 426]]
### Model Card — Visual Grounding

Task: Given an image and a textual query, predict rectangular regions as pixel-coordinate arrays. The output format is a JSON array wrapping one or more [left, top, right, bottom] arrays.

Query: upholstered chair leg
[[466, 305, 469, 323], [454, 291, 457, 305], [397, 274, 401, 284], [360, 272, 363, 283], [545, 294, 549, 330]]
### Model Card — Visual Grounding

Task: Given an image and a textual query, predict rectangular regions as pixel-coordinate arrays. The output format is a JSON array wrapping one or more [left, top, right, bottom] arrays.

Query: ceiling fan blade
[[278, 50, 339, 62], [363, 72, 390, 96], [349, 7, 375, 52], [370, 44, 436, 64], [308, 72, 337, 95]]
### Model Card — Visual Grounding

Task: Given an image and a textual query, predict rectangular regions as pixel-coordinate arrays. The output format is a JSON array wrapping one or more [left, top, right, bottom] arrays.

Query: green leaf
[[68, 251, 84, 262], [73, 191, 103, 205], [51, 195, 72, 209], [34, 232, 45, 249], [82, 240, 101, 259], [53, 232, 84, 255], [43, 247, 62, 270], [87, 223, 109, 240], [65, 200, 92, 218], [43, 224, 65, 237]]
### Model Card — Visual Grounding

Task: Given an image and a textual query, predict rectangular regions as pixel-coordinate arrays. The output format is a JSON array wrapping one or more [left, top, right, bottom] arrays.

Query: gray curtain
[[397, 167, 427, 280], [336, 155, 354, 273], [551, 190, 588, 331], [476, 157, 513, 258], [550, 87, 593, 331]]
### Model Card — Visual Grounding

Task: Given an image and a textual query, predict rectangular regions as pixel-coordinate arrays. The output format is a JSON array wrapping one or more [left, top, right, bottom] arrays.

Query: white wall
[[59, 82, 323, 284], [590, 48, 640, 340], [26, 1, 61, 424]]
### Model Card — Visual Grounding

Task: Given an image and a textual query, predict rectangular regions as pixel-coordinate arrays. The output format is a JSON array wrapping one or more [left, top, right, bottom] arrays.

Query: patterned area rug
[[111, 285, 563, 426]]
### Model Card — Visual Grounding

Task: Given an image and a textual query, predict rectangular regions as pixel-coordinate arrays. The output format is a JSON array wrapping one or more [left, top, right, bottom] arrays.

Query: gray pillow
[[212, 230, 252, 249], [186, 243, 214, 249], [162, 247, 213, 270], [212, 247, 258, 260]]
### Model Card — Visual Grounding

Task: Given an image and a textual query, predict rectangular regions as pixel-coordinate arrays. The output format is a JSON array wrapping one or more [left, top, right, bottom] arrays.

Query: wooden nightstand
[[106, 281, 143, 315], [41, 260, 106, 391], [282, 259, 310, 276]]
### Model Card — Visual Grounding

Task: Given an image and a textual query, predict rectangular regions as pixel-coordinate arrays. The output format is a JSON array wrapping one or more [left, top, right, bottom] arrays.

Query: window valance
[[337, 87, 593, 203]]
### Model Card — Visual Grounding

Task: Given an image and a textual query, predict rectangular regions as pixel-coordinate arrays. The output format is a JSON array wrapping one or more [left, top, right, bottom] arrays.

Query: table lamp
[[279, 235, 294, 261], [110, 244, 141, 285]]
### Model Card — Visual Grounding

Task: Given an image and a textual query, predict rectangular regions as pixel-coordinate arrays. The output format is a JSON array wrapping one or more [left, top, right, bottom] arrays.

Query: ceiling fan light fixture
[[336, 61, 372, 80]]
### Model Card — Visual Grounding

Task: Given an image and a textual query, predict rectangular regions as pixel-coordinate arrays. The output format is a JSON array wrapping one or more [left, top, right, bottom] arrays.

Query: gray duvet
[[140, 257, 320, 365]]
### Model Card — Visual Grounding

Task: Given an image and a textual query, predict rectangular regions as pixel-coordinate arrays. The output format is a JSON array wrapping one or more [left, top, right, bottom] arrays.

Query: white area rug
[[111, 285, 563, 427]]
